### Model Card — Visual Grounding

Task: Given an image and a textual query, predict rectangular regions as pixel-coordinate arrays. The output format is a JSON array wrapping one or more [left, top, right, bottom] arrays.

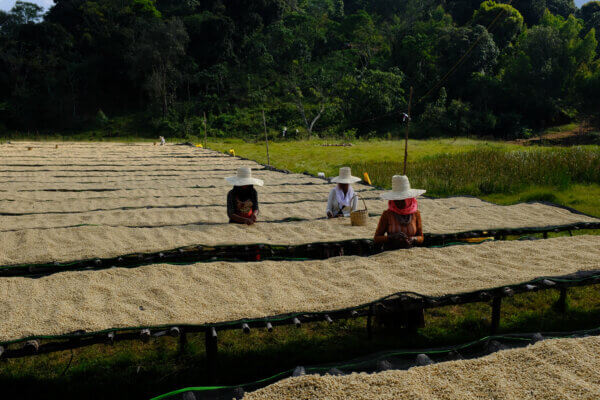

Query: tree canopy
[[0, 0, 598, 138]]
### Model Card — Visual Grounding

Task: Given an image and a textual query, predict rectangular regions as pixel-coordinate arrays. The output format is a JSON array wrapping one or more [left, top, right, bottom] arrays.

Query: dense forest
[[1, 0, 599, 139]]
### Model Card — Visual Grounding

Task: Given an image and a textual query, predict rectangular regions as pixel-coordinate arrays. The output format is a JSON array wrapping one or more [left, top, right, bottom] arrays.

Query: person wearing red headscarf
[[374, 175, 425, 249]]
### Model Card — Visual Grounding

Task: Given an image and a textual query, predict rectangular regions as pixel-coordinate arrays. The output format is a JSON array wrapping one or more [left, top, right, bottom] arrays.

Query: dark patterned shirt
[[227, 188, 259, 222]]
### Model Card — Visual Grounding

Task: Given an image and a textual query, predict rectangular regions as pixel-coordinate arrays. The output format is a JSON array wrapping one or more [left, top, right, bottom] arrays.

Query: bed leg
[[367, 305, 373, 340], [557, 288, 568, 313], [206, 327, 218, 383], [178, 330, 188, 353], [491, 297, 502, 334]]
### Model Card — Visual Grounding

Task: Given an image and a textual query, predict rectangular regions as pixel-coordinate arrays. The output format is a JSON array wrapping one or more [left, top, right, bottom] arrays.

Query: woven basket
[[350, 195, 368, 226]]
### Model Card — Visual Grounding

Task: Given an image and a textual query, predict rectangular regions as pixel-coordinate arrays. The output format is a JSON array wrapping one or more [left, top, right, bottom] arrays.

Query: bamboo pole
[[262, 110, 270, 166], [403, 87, 414, 176], [203, 112, 208, 149]]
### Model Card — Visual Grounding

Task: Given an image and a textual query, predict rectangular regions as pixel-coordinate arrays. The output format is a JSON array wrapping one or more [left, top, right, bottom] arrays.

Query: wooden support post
[[403, 86, 413, 175], [179, 330, 188, 353], [491, 297, 502, 334], [543, 232, 548, 239], [557, 288, 568, 313], [406, 307, 425, 334], [262, 110, 270, 166], [205, 327, 218, 384], [367, 305, 373, 340], [203, 112, 208, 149]]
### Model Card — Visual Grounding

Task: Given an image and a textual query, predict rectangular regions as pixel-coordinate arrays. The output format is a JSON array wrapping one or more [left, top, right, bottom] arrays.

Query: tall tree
[[9, 1, 44, 24], [502, 12, 597, 126], [509, 0, 547, 26], [578, 1, 600, 47], [471, 1, 524, 48], [127, 18, 189, 117], [546, 0, 576, 18]]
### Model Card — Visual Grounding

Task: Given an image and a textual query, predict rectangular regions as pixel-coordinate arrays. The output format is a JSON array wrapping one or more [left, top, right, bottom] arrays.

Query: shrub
[[96, 109, 109, 126]]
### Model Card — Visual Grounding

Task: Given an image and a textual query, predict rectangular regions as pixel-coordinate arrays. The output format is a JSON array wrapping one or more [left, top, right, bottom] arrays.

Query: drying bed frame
[[1, 222, 599, 278], [2, 145, 599, 267], [1, 267, 598, 360]]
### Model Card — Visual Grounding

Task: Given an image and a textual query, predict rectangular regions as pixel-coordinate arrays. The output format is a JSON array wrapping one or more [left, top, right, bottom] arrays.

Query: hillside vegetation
[[1, 0, 600, 139]]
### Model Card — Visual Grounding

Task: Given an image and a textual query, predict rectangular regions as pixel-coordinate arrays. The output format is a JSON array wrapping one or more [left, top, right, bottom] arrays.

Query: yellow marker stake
[[363, 172, 372, 185], [229, 149, 235, 156], [195, 144, 203, 148]]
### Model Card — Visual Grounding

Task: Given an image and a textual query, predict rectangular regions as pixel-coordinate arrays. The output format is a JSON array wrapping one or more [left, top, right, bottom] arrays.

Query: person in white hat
[[326, 167, 361, 218], [374, 175, 425, 249], [225, 167, 264, 225]]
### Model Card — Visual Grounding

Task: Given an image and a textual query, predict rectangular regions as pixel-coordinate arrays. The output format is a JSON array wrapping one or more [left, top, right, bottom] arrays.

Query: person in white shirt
[[326, 167, 361, 218]]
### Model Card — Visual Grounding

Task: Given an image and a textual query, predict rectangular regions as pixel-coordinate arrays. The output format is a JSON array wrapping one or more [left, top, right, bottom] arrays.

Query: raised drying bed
[[0, 236, 598, 359], [238, 334, 600, 400], [152, 327, 600, 400], [1, 142, 599, 266]]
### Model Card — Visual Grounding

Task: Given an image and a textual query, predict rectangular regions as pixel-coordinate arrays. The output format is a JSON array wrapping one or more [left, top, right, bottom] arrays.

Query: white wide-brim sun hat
[[380, 175, 426, 200], [331, 167, 361, 184], [225, 167, 264, 186]]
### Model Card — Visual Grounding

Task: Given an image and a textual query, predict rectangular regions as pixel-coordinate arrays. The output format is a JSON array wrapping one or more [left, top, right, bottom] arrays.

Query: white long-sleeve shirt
[[326, 187, 358, 217]]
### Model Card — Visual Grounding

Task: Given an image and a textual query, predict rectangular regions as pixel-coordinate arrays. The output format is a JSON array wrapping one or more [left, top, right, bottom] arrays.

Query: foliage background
[[1, 0, 600, 139]]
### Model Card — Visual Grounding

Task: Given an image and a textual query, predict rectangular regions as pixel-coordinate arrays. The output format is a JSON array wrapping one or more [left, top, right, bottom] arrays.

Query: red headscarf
[[388, 198, 418, 215]]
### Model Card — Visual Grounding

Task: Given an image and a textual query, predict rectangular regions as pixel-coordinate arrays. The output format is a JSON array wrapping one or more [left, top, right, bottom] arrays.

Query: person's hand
[[327, 211, 334, 219], [402, 237, 414, 248], [389, 232, 408, 241], [388, 232, 412, 248], [244, 218, 254, 225], [250, 214, 257, 222]]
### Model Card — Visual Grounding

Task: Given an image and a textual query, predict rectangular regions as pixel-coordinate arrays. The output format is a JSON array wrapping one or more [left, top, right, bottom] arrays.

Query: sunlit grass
[[485, 184, 600, 217], [208, 137, 528, 177], [210, 138, 600, 216], [350, 147, 600, 195]]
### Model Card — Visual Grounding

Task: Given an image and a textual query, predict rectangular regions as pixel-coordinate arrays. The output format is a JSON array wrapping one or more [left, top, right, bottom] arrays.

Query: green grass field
[[1, 137, 599, 399], [209, 138, 600, 216]]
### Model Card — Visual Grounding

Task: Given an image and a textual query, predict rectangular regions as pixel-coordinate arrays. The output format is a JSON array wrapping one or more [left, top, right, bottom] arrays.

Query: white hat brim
[[225, 176, 264, 186], [380, 189, 426, 200], [331, 176, 361, 184]]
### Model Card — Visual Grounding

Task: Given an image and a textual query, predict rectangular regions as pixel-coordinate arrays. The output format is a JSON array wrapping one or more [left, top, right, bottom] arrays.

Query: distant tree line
[[1, 0, 599, 138]]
